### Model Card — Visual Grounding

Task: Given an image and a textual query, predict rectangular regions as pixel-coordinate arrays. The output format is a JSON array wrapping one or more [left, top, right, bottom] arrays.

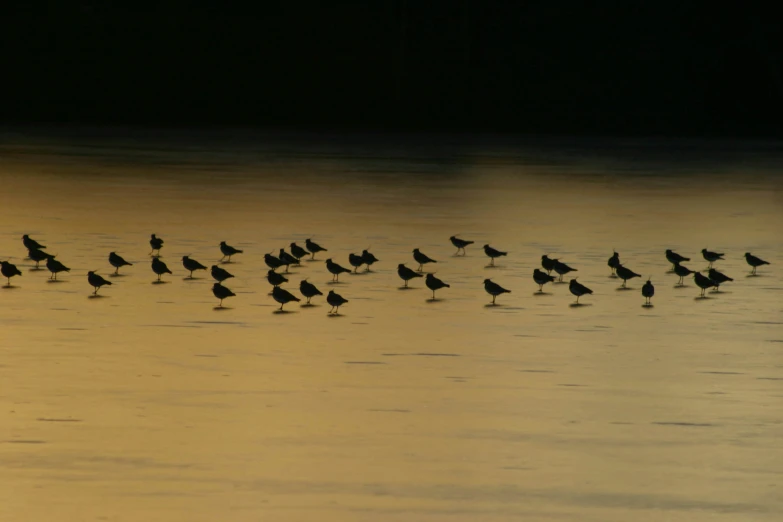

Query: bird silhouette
[[87, 271, 111, 295], [425, 273, 450, 299], [701, 248, 724, 268], [151, 257, 172, 282], [272, 285, 300, 311], [450, 236, 474, 255], [22, 234, 46, 251], [615, 264, 641, 288], [673, 263, 695, 285], [642, 278, 654, 305], [46, 255, 70, 281], [412, 248, 437, 272], [568, 279, 592, 304], [348, 253, 364, 273], [28, 248, 50, 269], [299, 279, 323, 304], [212, 282, 235, 307], [109, 252, 132, 274], [665, 249, 690, 269], [264, 253, 284, 271], [149, 234, 164, 256], [397, 263, 423, 287], [290, 243, 309, 262], [279, 249, 300, 269], [541, 255, 558, 275], [361, 250, 379, 271], [326, 290, 348, 314], [533, 268, 555, 292], [607, 251, 620, 275], [211, 265, 234, 282], [694, 272, 715, 297], [305, 238, 327, 260], [707, 268, 733, 290], [483, 244, 507, 266], [325, 258, 351, 281], [267, 269, 288, 288], [1, 260, 22, 285], [484, 279, 511, 304], [745, 252, 769, 275], [219, 241, 243, 262], [553, 260, 577, 282], [182, 256, 207, 278]]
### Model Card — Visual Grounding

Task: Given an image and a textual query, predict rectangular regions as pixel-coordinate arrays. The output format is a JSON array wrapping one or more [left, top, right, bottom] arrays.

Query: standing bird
[[326, 290, 348, 314], [553, 260, 577, 282], [484, 279, 511, 305], [348, 253, 364, 273], [694, 272, 716, 297], [211, 264, 234, 282], [299, 279, 323, 304], [412, 248, 437, 272], [151, 257, 172, 282], [533, 268, 555, 292], [325, 258, 351, 282], [701, 248, 724, 268], [87, 271, 111, 295], [708, 268, 733, 290], [745, 252, 770, 275], [28, 248, 50, 269], [279, 248, 300, 268], [272, 285, 300, 311], [615, 264, 641, 288], [425, 273, 450, 300], [642, 278, 654, 306], [361, 249, 379, 271], [397, 263, 423, 287], [182, 256, 207, 278], [290, 242, 309, 262], [22, 234, 46, 251], [219, 241, 243, 262], [264, 253, 284, 271], [149, 234, 164, 256], [541, 255, 558, 275], [267, 270, 288, 288], [109, 252, 132, 275], [665, 249, 690, 269], [305, 238, 327, 260], [450, 236, 474, 256], [673, 263, 695, 285], [46, 255, 70, 281], [483, 244, 507, 266], [608, 251, 621, 275], [568, 279, 593, 305], [1, 260, 22, 286], [212, 282, 236, 307]]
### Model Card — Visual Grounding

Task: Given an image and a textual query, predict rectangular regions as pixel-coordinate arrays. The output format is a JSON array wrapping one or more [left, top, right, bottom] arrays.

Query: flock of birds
[[1, 234, 773, 313]]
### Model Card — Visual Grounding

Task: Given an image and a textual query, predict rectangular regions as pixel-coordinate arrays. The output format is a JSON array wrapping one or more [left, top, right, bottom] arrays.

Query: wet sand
[[1, 130, 782, 521]]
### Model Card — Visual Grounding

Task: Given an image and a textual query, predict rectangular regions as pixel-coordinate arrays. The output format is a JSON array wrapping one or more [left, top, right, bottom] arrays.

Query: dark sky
[[4, 2, 783, 136]]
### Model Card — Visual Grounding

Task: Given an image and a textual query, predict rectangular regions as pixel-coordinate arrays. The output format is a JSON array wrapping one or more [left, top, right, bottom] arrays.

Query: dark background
[[3, 2, 783, 136]]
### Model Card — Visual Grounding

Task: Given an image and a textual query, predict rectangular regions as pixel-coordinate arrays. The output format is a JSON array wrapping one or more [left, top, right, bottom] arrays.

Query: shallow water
[[1, 130, 782, 521]]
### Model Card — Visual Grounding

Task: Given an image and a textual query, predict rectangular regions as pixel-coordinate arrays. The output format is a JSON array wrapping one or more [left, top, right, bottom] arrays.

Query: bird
[[615, 264, 641, 288], [151, 257, 172, 282], [219, 241, 243, 262], [108, 252, 132, 274], [211, 265, 234, 282], [450, 236, 474, 255], [425, 273, 450, 299], [694, 272, 716, 297], [673, 263, 695, 285], [305, 238, 327, 260], [642, 278, 654, 305], [553, 260, 577, 282], [607, 251, 621, 275], [299, 279, 323, 304], [533, 268, 555, 292], [745, 252, 769, 275], [397, 263, 423, 287], [1, 260, 22, 285], [87, 271, 111, 295], [412, 248, 437, 272], [483, 244, 507, 266], [348, 253, 364, 273], [212, 282, 235, 307], [665, 249, 690, 269], [325, 258, 351, 281], [264, 253, 284, 271], [361, 250, 379, 271], [279, 248, 300, 268], [568, 279, 593, 304], [708, 268, 733, 290], [267, 270, 288, 288], [28, 248, 50, 269], [326, 290, 348, 314], [701, 248, 724, 268], [149, 234, 164, 256], [46, 255, 70, 281], [484, 279, 511, 305], [22, 234, 46, 251], [272, 285, 300, 311], [182, 256, 207, 278], [290, 242, 309, 262], [541, 255, 558, 275]]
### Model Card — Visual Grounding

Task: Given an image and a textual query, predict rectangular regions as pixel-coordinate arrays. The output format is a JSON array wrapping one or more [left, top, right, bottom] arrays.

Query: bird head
[[413, 248, 419, 253], [744, 252, 751, 257], [325, 258, 332, 263], [483, 278, 492, 284], [398, 263, 406, 269]]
